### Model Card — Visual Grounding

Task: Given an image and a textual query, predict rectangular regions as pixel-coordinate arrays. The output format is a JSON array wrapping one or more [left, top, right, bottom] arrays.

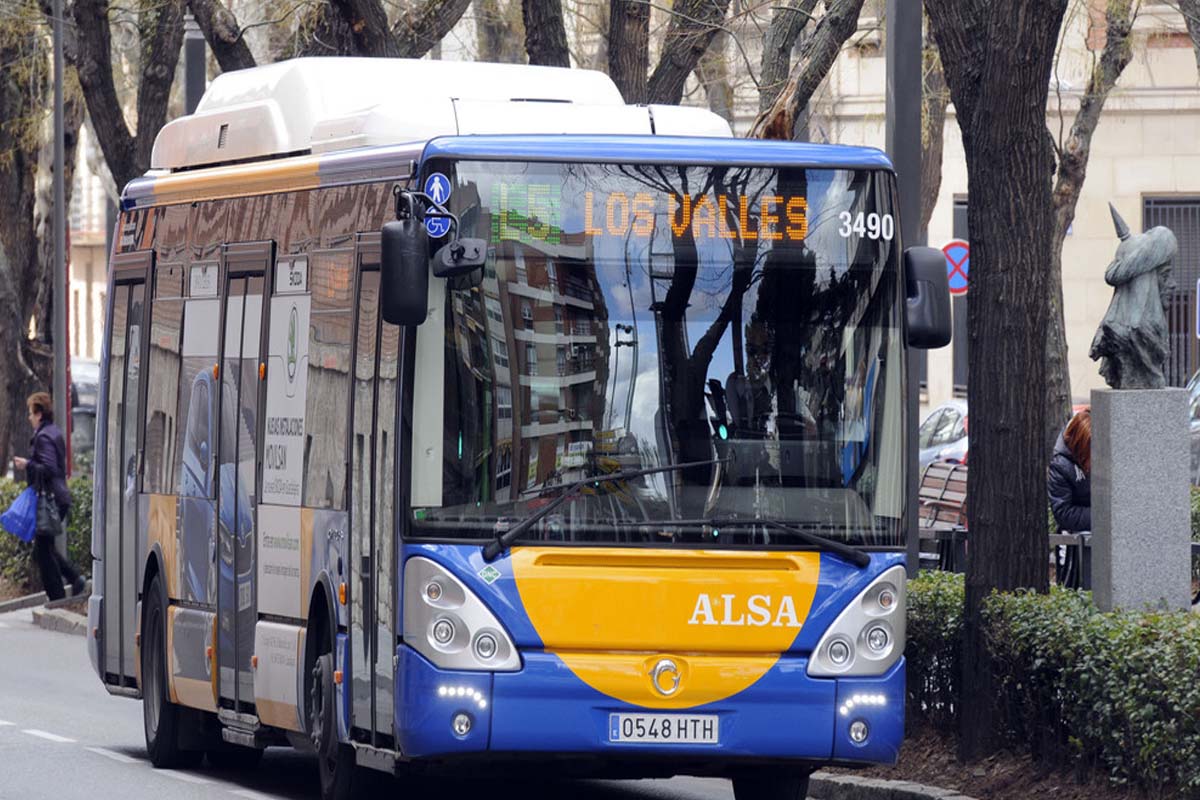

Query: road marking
[[163, 771, 212, 785], [230, 790, 278, 800], [85, 746, 139, 764], [0, 720, 13, 726], [0, 621, 9, 628], [22, 729, 76, 743]]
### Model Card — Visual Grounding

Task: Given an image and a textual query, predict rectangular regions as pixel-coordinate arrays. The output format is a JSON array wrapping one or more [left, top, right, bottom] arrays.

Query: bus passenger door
[[216, 247, 268, 709], [100, 254, 149, 688], [349, 250, 401, 743]]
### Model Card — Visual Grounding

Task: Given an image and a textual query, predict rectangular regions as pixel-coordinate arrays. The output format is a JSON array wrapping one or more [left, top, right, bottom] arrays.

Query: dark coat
[[27, 420, 71, 518], [1047, 433, 1090, 532]]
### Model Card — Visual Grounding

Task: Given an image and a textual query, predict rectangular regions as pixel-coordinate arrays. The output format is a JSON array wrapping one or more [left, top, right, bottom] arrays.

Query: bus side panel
[[168, 606, 217, 712]]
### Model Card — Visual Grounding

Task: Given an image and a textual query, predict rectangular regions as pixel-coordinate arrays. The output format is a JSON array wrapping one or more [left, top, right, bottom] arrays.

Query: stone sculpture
[[1089, 203, 1178, 390]]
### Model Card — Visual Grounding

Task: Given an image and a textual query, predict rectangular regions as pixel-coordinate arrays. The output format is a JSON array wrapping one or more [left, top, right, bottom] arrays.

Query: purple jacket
[[27, 421, 71, 517]]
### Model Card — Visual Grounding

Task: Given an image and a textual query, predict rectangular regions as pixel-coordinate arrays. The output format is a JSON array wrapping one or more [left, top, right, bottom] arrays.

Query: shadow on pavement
[[106, 744, 729, 800]]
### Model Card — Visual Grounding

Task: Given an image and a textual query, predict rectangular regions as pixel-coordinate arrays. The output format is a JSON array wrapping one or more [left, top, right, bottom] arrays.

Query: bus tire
[[141, 574, 202, 769], [310, 652, 356, 800], [731, 772, 811, 800]]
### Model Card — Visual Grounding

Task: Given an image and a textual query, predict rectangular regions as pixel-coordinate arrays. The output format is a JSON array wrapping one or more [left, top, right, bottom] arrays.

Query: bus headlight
[[808, 565, 905, 677], [404, 557, 520, 672]]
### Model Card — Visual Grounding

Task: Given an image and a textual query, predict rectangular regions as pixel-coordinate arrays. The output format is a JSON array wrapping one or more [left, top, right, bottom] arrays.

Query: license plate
[[238, 581, 252, 612], [608, 713, 719, 744]]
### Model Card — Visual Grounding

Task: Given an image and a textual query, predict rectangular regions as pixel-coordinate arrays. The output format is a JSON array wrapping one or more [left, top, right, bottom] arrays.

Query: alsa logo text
[[687, 594, 803, 628]]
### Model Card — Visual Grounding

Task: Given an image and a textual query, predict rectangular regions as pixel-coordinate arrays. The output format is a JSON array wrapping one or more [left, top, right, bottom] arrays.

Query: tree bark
[[391, 0, 476, 57], [1179, 0, 1200, 73], [608, 0, 649, 103], [696, 30, 734, 123], [645, 0, 734, 106], [750, 0, 866, 140], [523, 0, 571, 66], [477, 0, 527, 63], [925, 0, 1067, 761], [758, 0, 817, 116], [0, 11, 79, 466], [187, 0, 256, 71], [919, 38, 948, 237], [1045, 0, 1136, 464], [330, 0, 402, 57]]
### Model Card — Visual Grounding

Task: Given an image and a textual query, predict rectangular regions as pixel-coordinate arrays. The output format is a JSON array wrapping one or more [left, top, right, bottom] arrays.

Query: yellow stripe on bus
[[147, 157, 322, 206], [512, 547, 821, 709]]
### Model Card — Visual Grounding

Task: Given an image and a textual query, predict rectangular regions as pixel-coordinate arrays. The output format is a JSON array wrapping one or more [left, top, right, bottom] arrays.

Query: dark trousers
[[33, 534, 80, 601]]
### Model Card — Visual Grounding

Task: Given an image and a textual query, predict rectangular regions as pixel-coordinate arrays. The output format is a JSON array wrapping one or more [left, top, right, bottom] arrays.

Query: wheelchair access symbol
[[424, 173, 452, 238]]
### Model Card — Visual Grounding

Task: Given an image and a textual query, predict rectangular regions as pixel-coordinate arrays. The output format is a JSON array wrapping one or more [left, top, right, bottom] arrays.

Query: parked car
[[918, 399, 968, 471]]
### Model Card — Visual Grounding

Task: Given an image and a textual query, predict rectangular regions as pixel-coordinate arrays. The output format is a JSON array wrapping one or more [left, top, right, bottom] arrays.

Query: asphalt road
[[0, 608, 751, 800]]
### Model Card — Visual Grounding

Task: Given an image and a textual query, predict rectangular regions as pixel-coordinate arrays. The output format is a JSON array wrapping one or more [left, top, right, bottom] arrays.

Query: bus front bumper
[[395, 646, 904, 768]]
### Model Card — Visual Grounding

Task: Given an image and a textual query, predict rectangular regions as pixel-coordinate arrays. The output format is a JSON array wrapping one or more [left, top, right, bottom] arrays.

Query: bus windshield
[[409, 159, 907, 548]]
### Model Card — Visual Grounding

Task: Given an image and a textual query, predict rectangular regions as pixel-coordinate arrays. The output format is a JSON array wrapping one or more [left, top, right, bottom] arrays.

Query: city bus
[[87, 57, 951, 800]]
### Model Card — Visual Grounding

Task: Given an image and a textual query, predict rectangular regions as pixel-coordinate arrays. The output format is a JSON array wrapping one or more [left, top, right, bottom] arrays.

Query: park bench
[[917, 460, 968, 572]]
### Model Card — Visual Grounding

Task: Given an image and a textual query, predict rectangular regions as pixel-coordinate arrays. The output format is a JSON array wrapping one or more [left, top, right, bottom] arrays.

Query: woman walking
[[12, 392, 85, 600]]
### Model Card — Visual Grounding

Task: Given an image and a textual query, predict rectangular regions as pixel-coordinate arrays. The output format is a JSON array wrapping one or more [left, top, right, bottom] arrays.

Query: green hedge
[[0, 476, 93, 593], [908, 572, 1200, 796]]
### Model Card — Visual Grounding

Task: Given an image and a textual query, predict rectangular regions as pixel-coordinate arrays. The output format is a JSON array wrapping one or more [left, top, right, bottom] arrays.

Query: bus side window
[[302, 248, 354, 510]]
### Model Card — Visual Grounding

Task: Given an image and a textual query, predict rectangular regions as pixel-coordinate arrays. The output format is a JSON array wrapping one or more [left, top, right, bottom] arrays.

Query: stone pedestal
[[1091, 388, 1191, 612]]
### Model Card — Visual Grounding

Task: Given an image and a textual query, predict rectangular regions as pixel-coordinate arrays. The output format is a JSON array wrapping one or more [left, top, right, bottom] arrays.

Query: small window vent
[[217, 123, 229, 149]]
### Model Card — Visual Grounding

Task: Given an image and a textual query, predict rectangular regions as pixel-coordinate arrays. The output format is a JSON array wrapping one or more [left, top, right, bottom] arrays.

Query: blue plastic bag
[[1, 487, 37, 543]]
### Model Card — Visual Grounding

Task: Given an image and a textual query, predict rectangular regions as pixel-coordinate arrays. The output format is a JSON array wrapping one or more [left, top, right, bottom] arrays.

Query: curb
[[811, 772, 978, 800], [0, 591, 48, 614], [31, 606, 87, 637]]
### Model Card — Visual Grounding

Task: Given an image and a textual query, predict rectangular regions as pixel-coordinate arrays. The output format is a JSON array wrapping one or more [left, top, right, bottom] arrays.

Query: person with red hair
[[1048, 408, 1091, 587]]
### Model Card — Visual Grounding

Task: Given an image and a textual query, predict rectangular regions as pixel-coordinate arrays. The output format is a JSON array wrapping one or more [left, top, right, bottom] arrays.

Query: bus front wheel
[[309, 652, 357, 800], [141, 574, 202, 769], [731, 771, 811, 800]]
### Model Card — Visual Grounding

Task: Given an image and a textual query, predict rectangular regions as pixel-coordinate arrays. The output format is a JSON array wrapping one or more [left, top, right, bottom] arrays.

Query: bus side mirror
[[381, 218, 430, 326], [904, 246, 952, 349]]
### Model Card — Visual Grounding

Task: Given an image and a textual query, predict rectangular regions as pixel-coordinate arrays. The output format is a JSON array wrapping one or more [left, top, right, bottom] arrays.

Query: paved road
[[0, 608, 745, 800]]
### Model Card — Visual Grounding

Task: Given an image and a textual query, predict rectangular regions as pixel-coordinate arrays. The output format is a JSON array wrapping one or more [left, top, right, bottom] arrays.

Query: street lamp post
[[886, 0, 923, 578], [52, 0, 67, 555]]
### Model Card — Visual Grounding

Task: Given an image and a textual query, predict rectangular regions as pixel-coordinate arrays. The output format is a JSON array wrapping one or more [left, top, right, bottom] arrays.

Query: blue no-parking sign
[[424, 173, 452, 238], [942, 239, 969, 296]]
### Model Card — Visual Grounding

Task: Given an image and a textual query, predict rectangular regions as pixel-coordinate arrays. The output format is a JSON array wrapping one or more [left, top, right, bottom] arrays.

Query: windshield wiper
[[701, 517, 872, 568], [481, 458, 726, 561]]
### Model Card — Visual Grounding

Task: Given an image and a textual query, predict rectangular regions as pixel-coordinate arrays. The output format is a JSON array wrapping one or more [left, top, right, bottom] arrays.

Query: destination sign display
[[490, 183, 809, 246]]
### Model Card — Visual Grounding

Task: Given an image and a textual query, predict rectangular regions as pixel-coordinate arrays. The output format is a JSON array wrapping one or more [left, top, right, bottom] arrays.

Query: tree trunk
[[187, 0, 257, 71], [758, 0, 817, 115], [477, 0, 527, 63], [329, 0, 402, 57], [696, 30, 734, 123], [523, 0, 570, 66], [925, 0, 1068, 761], [751, 0, 865, 140], [645, 0, 734, 106], [608, 0, 649, 103], [392, 0, 476, 57], [1180, 0, 1200, 73], [919, 38, 948, 237], [1045, 0, 1136, 461]]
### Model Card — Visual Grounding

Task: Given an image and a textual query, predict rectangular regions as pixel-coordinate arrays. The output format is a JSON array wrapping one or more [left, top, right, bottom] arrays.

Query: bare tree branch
[[330, 0, 401, 56], [757, 0, 816, 115], [1179, 0, 1200, 72], [750, 0, 865, 140], [919, 35, 948, 236], [646, 0, 734, 105], [187, 0, 256, 71], [608, 0, 649, 102], [523, 0, 570, 65], [391, 0, 474, 57], [1044, 0, 1137, 463], [71, 0, 138, 188]]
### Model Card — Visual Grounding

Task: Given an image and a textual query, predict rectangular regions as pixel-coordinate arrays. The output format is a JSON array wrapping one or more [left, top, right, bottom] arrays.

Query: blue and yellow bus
[[88, 57, 950, 800]]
